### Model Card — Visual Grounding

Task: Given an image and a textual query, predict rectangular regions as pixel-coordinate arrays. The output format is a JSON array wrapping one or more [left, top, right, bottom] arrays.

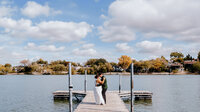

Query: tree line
[[1, 51, 200, 75]]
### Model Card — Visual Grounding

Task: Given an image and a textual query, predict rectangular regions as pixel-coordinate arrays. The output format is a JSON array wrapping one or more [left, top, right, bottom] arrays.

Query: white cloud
[[98, 24, 136, 42], [24, 42, 65, 52], [135, 40, 175, 59], [100, 14, 107, 19], [99, 0, 200, 43], [136, 41, 162, 53], [0, 46, 4, 50], [82, 43, 94, 49], [0, 18, 92, 42], [116, 43, 133, 53], [72, 43, 97, 56], [0, 6, 14, 17], [1, 0, 13, 5], [21, 1, 62, 18], [12, 52, 25, 57]]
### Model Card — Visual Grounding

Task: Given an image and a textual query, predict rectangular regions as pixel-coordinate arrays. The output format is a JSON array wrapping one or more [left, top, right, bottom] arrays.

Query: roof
[[184, 60, 196, 65]]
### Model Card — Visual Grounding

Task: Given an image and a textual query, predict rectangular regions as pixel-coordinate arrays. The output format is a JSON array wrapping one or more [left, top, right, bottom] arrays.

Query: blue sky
[[0, 0, 200, 65]]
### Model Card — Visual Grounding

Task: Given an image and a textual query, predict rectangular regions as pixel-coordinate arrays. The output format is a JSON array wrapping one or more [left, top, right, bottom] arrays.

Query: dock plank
[[74, 91, 129, 112]]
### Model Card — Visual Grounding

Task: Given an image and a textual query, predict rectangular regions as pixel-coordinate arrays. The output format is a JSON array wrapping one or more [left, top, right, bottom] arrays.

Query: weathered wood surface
[[74, 91, 129, 112], [119, 91, 153, 99], [53, 90, 153, 99]]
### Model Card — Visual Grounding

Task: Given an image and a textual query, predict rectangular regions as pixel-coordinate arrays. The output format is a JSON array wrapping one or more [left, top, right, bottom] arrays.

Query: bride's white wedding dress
[[94, 78, 105, 105]]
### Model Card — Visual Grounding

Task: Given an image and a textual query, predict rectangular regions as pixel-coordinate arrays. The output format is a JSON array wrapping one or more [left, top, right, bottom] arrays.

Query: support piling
[[130, 63, 134, 112], [68, 63, 73, 112], [84, 70, 87, 93]]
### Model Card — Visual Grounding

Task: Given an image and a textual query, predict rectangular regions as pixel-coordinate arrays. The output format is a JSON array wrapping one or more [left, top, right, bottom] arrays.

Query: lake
[[0, 75, 200, 112]]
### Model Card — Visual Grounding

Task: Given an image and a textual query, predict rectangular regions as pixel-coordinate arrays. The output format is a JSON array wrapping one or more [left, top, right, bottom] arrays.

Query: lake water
[[0, 75, 200, 112]]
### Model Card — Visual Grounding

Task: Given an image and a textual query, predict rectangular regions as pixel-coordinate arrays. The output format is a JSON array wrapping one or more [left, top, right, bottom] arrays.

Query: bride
[[94, 73, 105, 105]]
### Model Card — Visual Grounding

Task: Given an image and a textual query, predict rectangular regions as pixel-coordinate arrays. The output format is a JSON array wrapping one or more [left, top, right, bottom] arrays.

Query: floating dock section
[[53, 90, 153, 100]]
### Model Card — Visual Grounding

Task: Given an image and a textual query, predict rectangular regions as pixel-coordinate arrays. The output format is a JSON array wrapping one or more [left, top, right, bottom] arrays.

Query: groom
[[100, 73, 107, 104]]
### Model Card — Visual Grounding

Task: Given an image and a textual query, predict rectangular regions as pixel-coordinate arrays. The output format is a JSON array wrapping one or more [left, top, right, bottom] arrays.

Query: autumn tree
[[20, 59, 30, 66], [118, 55, 132, 71], [0, 65, 6, 74], [141, 61, 152, 73], [4, 63, 12, 73], [152, 58, 162, 71], [5, 63, 12, 68], [36, 58, 48, 64]]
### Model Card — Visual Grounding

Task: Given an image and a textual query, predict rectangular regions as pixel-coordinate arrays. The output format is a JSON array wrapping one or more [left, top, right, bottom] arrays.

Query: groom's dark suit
[[101, 76, 108, 103]]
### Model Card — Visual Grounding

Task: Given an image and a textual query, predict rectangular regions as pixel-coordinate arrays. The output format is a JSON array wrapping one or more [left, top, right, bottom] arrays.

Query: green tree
[[170, 52, 184, 58], [85, 59, 97, 66], [99, 65, 107, 73], [85, 58, 107, 66], [170, 52, 184, 63], [77, 67, 85, 74], [36, 58, 48, 64], [95, 58, 107, 65], [110, 62, 117, 66], [105, 63, 113, 72], [193, 62, 200, 73], [51, 64, 66, 71], [198, 51, 200, 61], [184, 54, 193, 60], [24, 66, 33, 73]]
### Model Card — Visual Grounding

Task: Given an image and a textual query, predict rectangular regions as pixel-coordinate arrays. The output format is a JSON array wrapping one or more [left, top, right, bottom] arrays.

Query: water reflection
[[123, 99, 152, 112], [53, 97, 84, 111], [123, 98, 152, 106], [1, 75, 200, 112]]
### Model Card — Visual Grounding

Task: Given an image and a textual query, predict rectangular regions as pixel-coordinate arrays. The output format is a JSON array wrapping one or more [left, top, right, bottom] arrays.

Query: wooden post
[[84, 70, 87, 93], [130, 63, 134, 112], [69, 63, 73, 112], [118, 72, 121, 93]]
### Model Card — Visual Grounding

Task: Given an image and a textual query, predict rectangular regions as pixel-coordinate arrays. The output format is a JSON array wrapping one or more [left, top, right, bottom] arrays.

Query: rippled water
[[0, 75, 200, 112]]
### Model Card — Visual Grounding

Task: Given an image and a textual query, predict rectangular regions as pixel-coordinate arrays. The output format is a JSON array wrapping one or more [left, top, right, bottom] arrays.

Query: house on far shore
[[183, 60, 197, 70], [169, 62, 184, 72]]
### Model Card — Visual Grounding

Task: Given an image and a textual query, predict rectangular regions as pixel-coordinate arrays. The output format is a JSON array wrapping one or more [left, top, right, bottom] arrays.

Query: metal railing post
[[119, 72, 121, 93], [84, 69, 87, 93], [130, 63, 134, 112], [69, 63, 73, 112]]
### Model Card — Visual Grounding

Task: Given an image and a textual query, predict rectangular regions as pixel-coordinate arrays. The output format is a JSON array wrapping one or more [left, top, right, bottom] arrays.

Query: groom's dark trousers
[[102, 88, 107, 103]]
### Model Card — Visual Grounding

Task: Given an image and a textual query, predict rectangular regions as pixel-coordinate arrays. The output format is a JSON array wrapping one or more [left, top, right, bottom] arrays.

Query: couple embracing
[[94, 73, 107, 105]]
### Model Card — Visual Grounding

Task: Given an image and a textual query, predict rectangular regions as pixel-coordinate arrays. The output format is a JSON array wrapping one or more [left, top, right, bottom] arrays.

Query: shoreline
[[103, 71, 200, 75], [4, 71, 200, 75]]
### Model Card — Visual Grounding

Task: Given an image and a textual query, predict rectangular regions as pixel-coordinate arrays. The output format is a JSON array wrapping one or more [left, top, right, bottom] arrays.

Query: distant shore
[[103, 71, 199, 75], [4, 71, 199, 75]]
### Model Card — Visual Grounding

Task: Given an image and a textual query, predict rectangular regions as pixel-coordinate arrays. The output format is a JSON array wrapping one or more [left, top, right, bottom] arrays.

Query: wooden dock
[[74, 91, 129, 112], [119, 91, 153, 100], [53, 90, 153, 100], [53, 90, 153, 112]]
